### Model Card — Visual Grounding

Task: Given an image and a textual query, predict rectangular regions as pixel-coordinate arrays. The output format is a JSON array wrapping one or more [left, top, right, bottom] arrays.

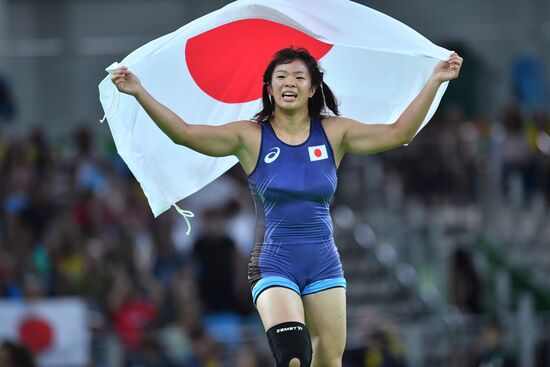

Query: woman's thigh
[[303, 287, 347, 366], [256, 287, 305, 331]]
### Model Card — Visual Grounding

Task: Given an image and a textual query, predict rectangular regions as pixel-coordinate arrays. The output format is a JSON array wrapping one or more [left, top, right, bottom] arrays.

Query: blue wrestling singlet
[[247, 118, 347, 305]]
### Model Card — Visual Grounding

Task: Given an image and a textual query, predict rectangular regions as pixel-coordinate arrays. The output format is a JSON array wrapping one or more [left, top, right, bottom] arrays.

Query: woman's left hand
[[431, 52, 463, 83]]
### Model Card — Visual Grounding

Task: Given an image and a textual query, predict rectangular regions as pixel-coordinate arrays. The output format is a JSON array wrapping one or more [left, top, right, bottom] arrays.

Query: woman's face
[[268, 59, 316, 113]]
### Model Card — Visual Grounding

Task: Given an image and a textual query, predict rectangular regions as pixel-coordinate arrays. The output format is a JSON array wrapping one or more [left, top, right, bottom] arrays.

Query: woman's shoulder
[[320, 115, 353, 124], [225, 119, 262, 132], [228, 120, 262, 142], [320, 115, 354, 132], [320, 116, 363, 145]]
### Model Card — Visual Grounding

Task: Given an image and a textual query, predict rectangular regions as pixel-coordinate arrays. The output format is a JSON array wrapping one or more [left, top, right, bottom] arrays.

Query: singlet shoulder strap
[[263, 119, 278, 138], [311, 117, 327, 138]]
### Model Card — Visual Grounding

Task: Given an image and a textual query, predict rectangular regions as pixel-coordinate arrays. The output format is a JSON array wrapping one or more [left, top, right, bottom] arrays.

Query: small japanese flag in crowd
[[99, 0, 451, 218], [0, 299, 90, 367]]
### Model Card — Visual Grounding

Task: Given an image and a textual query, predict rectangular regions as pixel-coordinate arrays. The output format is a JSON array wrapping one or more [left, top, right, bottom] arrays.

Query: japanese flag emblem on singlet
[[308, 145, 328, 161]]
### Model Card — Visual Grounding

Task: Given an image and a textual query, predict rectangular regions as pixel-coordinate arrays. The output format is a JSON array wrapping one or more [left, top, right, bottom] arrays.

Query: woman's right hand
[[111, 66, 143, 96]]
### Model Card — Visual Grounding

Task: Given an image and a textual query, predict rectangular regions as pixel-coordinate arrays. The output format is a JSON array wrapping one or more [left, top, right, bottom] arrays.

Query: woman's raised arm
[[330, 52, 463, 157], [111, 66, 256, 159]]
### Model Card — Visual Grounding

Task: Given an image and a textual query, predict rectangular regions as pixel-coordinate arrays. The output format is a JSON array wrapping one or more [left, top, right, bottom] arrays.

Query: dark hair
[[253, 47, 339, 123], [0, 341, 36, 367]]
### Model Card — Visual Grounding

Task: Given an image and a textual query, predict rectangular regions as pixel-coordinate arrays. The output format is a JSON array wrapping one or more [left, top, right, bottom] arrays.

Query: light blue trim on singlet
[[252, 276, 347, 305], [252, 276, 300, 305], [302, 277, 347, 296]]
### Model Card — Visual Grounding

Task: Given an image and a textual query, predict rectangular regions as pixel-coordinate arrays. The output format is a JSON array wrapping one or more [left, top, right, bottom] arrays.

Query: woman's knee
[[266, 321, 313, 366]]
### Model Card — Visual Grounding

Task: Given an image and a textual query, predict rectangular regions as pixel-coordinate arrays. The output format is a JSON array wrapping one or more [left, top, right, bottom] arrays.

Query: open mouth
[[282, 92, 298, 101]]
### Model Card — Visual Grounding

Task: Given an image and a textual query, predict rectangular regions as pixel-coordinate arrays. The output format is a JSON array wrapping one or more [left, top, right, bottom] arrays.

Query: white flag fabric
[[98, 0, 451, 217], [0, 298, 90, 367]]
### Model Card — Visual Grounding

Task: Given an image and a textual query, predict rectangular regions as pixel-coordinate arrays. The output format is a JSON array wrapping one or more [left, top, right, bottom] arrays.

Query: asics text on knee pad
[[266, 321, 313, 366]]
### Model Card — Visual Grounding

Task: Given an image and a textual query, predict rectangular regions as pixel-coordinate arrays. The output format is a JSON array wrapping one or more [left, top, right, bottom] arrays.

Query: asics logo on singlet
[[276, 326, 303, 333], [264, 147, 280, 164]]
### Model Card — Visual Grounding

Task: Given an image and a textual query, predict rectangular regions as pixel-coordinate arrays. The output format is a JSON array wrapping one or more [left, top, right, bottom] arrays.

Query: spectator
[[501, 106, 536, 196], [185, 328, 225, 367], [191, 208, 239, 314], [470, 318, 516, 367], [0, 341, 36, 367], [449, 246, 483, 314], [109, 270, 159, 353], [345, 329, 407, 367]]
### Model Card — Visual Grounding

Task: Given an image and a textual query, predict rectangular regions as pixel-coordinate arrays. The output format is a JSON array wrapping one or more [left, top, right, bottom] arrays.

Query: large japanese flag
[[98, 0, 451, 217], [0, 298, 90, 367]]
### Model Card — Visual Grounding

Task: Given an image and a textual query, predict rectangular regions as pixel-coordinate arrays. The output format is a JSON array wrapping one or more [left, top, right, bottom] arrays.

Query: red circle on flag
[[185, 19, 333, 103], [18, 316, 54, 353], [314, 148, 322, 157]]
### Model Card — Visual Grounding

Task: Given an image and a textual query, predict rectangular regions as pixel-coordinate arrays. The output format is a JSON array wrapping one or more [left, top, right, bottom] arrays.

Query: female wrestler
[[111, 47, 462, 367]]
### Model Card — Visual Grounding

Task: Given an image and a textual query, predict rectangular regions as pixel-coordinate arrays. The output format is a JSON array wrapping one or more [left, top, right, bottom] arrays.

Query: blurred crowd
[[0, 103, 549, 366], [381, 106, 550, 205], [0, 125, 269, 366]]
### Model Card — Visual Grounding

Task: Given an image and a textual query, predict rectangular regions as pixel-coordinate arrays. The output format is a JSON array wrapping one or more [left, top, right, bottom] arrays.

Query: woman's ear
[[310, 86, 317, 98], [267, 84, 272, 97]]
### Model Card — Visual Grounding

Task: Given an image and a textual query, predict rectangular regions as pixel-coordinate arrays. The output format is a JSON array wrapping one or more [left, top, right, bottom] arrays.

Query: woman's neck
[[271, 109, 310, 134]]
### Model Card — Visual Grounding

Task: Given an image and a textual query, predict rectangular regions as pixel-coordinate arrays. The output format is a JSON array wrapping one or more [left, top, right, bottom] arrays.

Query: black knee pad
[[266, 321, 312, 366]]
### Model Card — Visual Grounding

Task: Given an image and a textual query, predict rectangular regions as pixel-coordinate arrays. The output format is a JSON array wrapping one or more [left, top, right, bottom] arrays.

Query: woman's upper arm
[[177, 120, 258, 159], [336, 117, 408, 155]]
